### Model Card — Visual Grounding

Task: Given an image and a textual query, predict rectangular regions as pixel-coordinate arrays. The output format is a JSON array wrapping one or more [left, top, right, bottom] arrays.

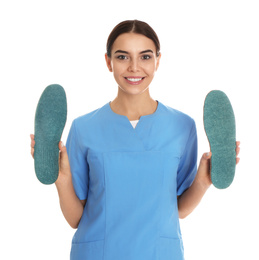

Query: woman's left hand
[[197, 141, 241, 188]]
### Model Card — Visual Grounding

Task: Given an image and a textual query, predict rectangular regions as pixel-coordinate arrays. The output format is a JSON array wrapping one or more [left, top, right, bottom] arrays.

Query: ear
[[155, 53, 162, 71], [105, 53, 113, 72]]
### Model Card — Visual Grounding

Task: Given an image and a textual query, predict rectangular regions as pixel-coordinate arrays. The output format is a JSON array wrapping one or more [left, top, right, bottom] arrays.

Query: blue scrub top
[[66, 100, 198, 260]]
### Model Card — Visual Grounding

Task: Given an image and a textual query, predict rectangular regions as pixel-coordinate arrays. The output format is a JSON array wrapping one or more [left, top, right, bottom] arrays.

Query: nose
[[128, 58, 140, 72]]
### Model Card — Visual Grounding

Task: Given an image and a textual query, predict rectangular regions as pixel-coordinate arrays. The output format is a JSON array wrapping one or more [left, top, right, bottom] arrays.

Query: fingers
[[201, 141, 240, 167], [236, 141, 240, 155], [31, 148, 34, 158], [30, 134, 35, 158], [236, 141, 240, 165], [30, 136, 69, 164], [30, 134, 35, 146]]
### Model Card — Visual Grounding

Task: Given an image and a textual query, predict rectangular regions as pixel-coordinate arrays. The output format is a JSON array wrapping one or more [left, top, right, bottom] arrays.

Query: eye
[[117, 55, 128, 60], [141, 55, 151, 60]]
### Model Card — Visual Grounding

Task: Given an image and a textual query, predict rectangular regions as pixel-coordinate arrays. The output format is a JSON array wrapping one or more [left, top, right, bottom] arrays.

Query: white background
[[1, 0, 258, 259]]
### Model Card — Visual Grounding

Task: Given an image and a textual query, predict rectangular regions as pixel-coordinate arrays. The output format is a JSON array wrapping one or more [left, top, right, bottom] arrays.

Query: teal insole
[[203, 90, 236, 189], [34, 84, 67, 184]]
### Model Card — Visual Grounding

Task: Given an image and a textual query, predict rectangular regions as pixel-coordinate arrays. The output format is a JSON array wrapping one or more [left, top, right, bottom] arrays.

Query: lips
[[124, 77, 145, 85]]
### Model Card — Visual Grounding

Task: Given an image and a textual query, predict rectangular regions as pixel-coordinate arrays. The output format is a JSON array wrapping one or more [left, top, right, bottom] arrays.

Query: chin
[[119, 85, 149, 95]]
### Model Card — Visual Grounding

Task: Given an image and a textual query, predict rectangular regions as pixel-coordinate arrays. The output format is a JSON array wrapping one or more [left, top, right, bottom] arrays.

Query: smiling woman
[[30, 19, 240, 260], [104, 21, 161, 112]]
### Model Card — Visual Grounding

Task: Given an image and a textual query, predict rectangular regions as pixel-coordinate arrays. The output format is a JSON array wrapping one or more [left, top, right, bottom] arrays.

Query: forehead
[[111, 33, 156, 53]]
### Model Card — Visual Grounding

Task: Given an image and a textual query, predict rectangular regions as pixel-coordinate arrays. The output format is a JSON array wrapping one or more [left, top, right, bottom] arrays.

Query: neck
[[110, 88, 157, 121]]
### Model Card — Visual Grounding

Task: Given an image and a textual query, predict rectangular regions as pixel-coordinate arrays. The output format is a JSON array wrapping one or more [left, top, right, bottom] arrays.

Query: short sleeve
[[66, 120, 89, 200], [177, 120, 198, 196]]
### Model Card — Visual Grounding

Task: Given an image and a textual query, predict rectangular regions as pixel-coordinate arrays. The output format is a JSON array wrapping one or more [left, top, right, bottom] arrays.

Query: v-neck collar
[[106, 100, 161, 130]]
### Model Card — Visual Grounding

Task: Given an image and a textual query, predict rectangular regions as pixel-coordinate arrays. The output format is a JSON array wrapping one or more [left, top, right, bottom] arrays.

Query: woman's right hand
[[30, 134, 86, 227], [30, 134, 72, 185]]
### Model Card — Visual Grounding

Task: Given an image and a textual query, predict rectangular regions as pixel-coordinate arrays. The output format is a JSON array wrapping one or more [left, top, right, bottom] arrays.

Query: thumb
[[199, 152, 212, 168], [197, 152, 213, 186], [59, 141, 70, 170], [202, 152, 212, 161], [59, 141, 65, 151]]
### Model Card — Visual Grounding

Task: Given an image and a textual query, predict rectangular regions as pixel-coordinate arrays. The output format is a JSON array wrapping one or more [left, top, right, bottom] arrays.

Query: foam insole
[[203, 90, 236, 189], [34, 84, 67, 184]]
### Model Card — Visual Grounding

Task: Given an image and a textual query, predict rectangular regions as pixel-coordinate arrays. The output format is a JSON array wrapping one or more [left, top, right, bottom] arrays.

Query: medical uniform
[[66, 100, 197, 260]]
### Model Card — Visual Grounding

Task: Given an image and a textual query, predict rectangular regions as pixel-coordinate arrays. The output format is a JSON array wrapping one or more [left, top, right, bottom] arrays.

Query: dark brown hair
[[106, 20, 160, 58]]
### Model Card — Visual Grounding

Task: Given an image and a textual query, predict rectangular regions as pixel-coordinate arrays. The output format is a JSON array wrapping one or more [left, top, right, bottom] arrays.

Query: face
[[105, 33, 161, 96]]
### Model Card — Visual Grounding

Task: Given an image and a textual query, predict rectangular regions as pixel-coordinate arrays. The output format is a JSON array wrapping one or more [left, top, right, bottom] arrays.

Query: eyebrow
[[114, 49, 154, 54]]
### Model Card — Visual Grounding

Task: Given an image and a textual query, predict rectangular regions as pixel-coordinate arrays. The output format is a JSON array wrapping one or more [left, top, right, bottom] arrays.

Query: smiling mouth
[[124, 77, 145, 83]]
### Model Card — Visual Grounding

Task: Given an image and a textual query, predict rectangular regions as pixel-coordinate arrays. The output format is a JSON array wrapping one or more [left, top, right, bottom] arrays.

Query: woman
[[31, 20, 240, 260]]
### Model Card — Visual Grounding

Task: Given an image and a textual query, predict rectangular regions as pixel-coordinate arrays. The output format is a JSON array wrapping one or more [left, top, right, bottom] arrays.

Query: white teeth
[[126, 77, 143, 82]]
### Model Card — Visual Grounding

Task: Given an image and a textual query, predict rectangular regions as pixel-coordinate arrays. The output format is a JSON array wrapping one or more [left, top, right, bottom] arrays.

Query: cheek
[[113, 62, 126, 75], [112, 65, 126, 84], [144, 62, 157, 76]]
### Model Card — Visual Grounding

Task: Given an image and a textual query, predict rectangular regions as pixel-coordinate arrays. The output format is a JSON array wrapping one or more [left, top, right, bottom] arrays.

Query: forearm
[[55, 176, 84, 229], [178, 175, 211, 219]]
